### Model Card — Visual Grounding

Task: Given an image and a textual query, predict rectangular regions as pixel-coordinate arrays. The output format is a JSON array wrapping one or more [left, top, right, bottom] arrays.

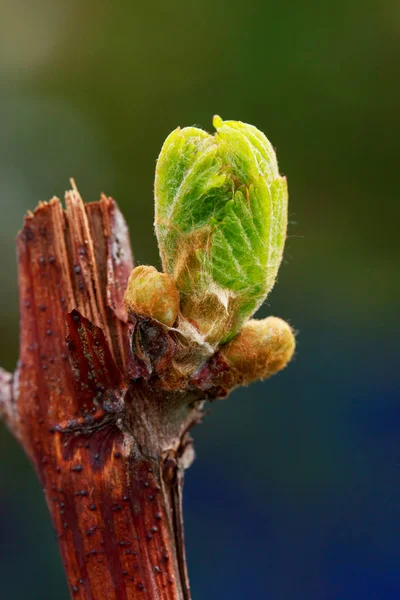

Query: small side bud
[[220, 317, 295, 385], [123, 265, 179, 327]]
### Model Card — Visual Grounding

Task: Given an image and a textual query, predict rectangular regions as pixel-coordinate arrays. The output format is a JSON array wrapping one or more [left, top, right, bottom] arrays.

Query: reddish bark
[[2, 186, 226, 599]]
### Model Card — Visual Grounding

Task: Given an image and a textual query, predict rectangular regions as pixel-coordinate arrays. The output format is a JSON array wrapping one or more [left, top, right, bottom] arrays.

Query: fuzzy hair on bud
[[220, 317, 295, 385], [123, 265, 179, 327], [154, 116, 288, 346]]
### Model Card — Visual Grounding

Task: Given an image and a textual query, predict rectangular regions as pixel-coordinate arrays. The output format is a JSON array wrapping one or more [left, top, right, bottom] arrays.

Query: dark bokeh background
[[1, 1, 399, 598]]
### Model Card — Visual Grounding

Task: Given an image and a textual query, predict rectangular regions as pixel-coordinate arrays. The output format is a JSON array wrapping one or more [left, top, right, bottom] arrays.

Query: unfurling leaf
[[155, 116, 288, 345]]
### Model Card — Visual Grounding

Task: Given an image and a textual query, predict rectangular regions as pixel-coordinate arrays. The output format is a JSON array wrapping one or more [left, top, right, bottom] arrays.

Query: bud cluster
[[123, 117, 295, 388]]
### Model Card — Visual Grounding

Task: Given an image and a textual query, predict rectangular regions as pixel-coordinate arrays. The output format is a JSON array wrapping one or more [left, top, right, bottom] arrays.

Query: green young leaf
[[155, 116, 288, 345]]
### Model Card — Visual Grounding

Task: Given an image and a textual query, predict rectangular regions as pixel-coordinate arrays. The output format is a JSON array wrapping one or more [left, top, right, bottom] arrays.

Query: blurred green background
[[1, 1, 399, 598]]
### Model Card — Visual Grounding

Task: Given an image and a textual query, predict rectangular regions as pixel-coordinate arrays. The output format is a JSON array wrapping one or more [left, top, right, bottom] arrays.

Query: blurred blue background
[[1, 1, 399, 598]]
